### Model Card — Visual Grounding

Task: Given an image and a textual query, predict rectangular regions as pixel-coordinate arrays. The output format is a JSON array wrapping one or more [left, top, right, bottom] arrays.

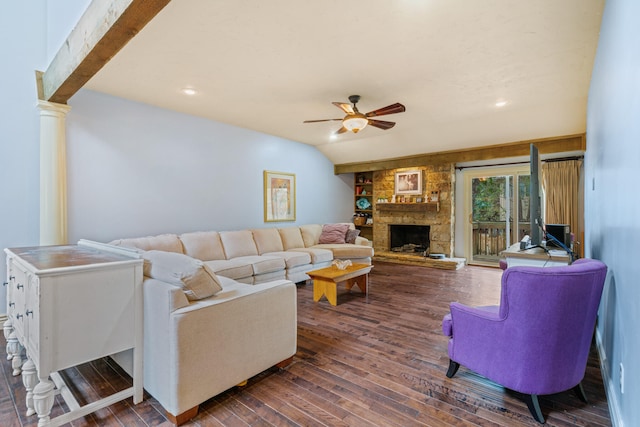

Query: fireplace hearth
[[389, 225, 430, 254]]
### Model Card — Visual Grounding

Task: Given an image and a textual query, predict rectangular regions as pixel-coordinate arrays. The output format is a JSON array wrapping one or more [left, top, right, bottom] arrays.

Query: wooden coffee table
[[307, 263, 373, 306]]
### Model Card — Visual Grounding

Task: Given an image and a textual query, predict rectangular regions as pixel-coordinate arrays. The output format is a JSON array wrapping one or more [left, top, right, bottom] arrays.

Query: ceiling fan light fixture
[[343, 115, 368, 133]]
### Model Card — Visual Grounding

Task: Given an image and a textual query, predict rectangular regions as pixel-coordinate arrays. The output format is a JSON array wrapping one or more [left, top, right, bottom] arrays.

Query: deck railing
[[472, 222, 531, 261]]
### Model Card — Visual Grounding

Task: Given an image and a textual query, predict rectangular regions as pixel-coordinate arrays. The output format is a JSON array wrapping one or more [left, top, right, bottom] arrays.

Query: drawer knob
[[26, 310, 33, 317], [9, 302, 15, 308], [2, 282, 7, 287], [9, 276, 15, 280], [16, 283, 23, 290], [16, 314, 23, 320]]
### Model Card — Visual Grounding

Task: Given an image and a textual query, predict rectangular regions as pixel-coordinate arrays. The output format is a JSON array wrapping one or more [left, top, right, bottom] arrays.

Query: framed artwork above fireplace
[[395, 170, 422, 195]]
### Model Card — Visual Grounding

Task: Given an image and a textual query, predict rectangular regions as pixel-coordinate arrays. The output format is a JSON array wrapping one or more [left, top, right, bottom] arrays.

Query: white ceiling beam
[[39, 0, 171, 104]]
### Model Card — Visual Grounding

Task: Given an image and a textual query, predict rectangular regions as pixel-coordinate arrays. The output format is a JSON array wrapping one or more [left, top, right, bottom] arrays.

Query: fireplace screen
[[389, 225, 430, 253]]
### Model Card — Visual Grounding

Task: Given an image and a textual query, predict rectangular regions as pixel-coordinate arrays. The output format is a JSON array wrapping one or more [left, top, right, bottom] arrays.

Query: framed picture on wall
[[264, 170, 296, 222], [395, 170, 422, 195]]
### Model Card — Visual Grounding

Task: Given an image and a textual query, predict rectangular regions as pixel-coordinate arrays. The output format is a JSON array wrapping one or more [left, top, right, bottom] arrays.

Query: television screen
[[546, 224, 571, 248]]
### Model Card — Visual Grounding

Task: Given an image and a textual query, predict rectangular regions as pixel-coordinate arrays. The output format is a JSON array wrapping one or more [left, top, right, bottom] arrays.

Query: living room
[[2, 1, 638, 426]]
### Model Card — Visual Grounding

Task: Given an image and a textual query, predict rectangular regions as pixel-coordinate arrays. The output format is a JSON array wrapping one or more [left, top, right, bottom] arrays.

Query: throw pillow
[[142, 250, 223, 301], [345, 228, 361, 244], [318, 223, 350, 244]]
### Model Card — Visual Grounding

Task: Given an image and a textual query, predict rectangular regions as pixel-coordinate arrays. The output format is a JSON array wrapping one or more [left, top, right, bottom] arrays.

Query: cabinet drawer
[[7, 260, 29, 340]]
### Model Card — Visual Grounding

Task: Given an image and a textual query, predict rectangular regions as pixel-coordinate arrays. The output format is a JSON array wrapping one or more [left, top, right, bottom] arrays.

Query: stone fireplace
[[389, 224, 430, 253], [371, 164, 455, 258]]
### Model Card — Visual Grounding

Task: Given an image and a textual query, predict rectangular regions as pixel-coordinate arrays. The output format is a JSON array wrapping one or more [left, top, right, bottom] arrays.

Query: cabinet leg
[[22, 359, 38, 416], [3, 320, 13, 360], [33, 378, 55, 427], [7, 332, 23, 376]]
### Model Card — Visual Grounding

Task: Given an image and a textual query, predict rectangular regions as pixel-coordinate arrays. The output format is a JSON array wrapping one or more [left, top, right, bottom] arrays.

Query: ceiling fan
[[304, 95, 406, 135]]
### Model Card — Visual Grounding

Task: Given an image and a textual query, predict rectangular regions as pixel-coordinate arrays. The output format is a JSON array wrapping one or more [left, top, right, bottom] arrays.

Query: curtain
[[542, 159, 583, 254]]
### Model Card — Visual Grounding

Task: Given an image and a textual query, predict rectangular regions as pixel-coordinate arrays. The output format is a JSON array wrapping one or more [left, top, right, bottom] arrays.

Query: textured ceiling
[[84, 0, 604, 164]]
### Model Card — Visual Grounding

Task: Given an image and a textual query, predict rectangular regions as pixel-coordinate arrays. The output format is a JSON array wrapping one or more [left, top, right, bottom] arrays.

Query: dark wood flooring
[[1, 262, 611, 426]]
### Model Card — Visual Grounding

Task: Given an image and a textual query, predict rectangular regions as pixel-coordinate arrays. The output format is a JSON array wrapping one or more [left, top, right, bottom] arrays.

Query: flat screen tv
[[529, 144, 543, 247]]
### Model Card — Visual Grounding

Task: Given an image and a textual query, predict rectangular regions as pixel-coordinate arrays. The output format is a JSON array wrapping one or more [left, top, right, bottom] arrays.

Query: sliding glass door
[[464, 166, 531, 266]]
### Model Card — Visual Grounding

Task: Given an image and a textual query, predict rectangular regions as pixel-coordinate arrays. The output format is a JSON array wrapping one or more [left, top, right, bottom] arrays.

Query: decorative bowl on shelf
[[356, 198, 371, 210], [333, 259, 352, 270]]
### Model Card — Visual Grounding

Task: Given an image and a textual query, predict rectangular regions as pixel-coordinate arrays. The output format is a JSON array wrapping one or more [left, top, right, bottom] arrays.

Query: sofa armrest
[[148, 279, 297, 416], [355, 236, 372, 247], [111, 278, 191, 387], [144, 278, 191, 312]]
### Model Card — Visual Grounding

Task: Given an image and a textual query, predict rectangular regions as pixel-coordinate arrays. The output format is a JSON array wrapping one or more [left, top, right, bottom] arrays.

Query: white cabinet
[[3, 241, 143, 426]]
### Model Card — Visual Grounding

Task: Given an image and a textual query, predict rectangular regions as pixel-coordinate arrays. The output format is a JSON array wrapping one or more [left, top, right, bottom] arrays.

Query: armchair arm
[[442, 304, 499, 336], [445, 303, 508, 368]]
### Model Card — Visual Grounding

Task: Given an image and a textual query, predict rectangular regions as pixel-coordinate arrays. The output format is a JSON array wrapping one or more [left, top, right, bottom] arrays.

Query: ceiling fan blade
[[303, 118, 343, 123], [367, 119, 396, 130], [365, 103, 405, 117], [332, 102, 355, 115], [334, 126, 348, 135]]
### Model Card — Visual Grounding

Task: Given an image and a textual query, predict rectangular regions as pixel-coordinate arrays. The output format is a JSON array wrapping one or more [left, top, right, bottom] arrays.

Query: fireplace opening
[[389, 225, 430, 253]]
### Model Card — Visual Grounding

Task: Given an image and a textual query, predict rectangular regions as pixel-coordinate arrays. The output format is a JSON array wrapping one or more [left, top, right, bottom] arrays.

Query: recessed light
[[181, 88, 197, 96], [495, 100, 508, 107]]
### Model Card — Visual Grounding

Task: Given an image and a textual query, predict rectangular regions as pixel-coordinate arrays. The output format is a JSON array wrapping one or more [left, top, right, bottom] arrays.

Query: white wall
[[585, 0, 640, 425], [66, 90, 353, 242], [0, 0, 353, 315], [0, 2, 46, 312]]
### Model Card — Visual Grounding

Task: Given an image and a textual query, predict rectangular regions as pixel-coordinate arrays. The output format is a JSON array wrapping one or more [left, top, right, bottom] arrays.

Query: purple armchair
[[442, 258, 607, 423]]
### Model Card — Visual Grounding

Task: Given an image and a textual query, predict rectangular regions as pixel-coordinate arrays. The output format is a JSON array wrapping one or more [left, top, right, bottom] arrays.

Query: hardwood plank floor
[[1, 262, 611, 426]]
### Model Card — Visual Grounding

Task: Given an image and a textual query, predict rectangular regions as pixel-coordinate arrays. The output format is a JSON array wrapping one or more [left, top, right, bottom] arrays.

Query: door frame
[[463, 165, 531, 266]]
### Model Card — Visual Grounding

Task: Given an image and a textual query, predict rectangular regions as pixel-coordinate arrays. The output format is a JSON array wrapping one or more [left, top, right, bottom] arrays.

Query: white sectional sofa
[[109, 223, 373, 284], [106, 223, 373, 424]]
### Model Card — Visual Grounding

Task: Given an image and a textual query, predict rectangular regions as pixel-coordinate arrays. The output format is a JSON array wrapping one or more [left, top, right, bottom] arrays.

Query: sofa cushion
[[204, 259, 254, 280], [252, 269, 287, 284], [287, 247, 333, 264], [263, 251, 311, 269], [300, 224, 323, 247], [318, 223, 350, 244], [252, 228, 284, 254], [345, 229, 361, 244], [179, 231, 226, 261], [278, 227, 305, 250], [219, 230, 259, 259], [110, 234, 183, 253], [313, 243, 374, 259], [234, 255, 285, 275], [285, 264, 314, 283], [142, 250, 222, 300]]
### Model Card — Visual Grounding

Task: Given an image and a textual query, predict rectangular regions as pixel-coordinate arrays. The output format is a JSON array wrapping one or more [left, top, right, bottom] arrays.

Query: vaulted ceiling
[[82, 0, 604, 164]]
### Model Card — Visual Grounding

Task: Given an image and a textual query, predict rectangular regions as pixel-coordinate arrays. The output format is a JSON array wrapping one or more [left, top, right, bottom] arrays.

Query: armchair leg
[[445, 360, 460, 378], [573, 382, 588, 403], [524, 394, 545, 424]]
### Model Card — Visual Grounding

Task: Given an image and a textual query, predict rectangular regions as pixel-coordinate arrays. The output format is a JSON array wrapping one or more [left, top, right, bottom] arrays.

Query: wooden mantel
[[376, 202, 440, 212], [334, 134, 585, 174]]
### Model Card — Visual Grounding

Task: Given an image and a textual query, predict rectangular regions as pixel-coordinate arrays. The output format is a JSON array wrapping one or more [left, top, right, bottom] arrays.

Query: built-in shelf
[[376, 202, 440, 212], [354, 172, 374, 241]]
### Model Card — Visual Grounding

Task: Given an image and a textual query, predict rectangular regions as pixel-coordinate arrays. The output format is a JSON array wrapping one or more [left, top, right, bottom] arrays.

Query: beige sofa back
[[252, 228, 285, 254], [278, 227, 305, 250], [109, 223, 371, 269], [111, 233, 184, 253], [179, 231, 226, 261], [219, 230, 259, 259]]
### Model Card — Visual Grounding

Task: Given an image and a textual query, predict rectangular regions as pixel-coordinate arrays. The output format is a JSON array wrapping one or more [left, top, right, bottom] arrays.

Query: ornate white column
[[37, 101, 71, 246]]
